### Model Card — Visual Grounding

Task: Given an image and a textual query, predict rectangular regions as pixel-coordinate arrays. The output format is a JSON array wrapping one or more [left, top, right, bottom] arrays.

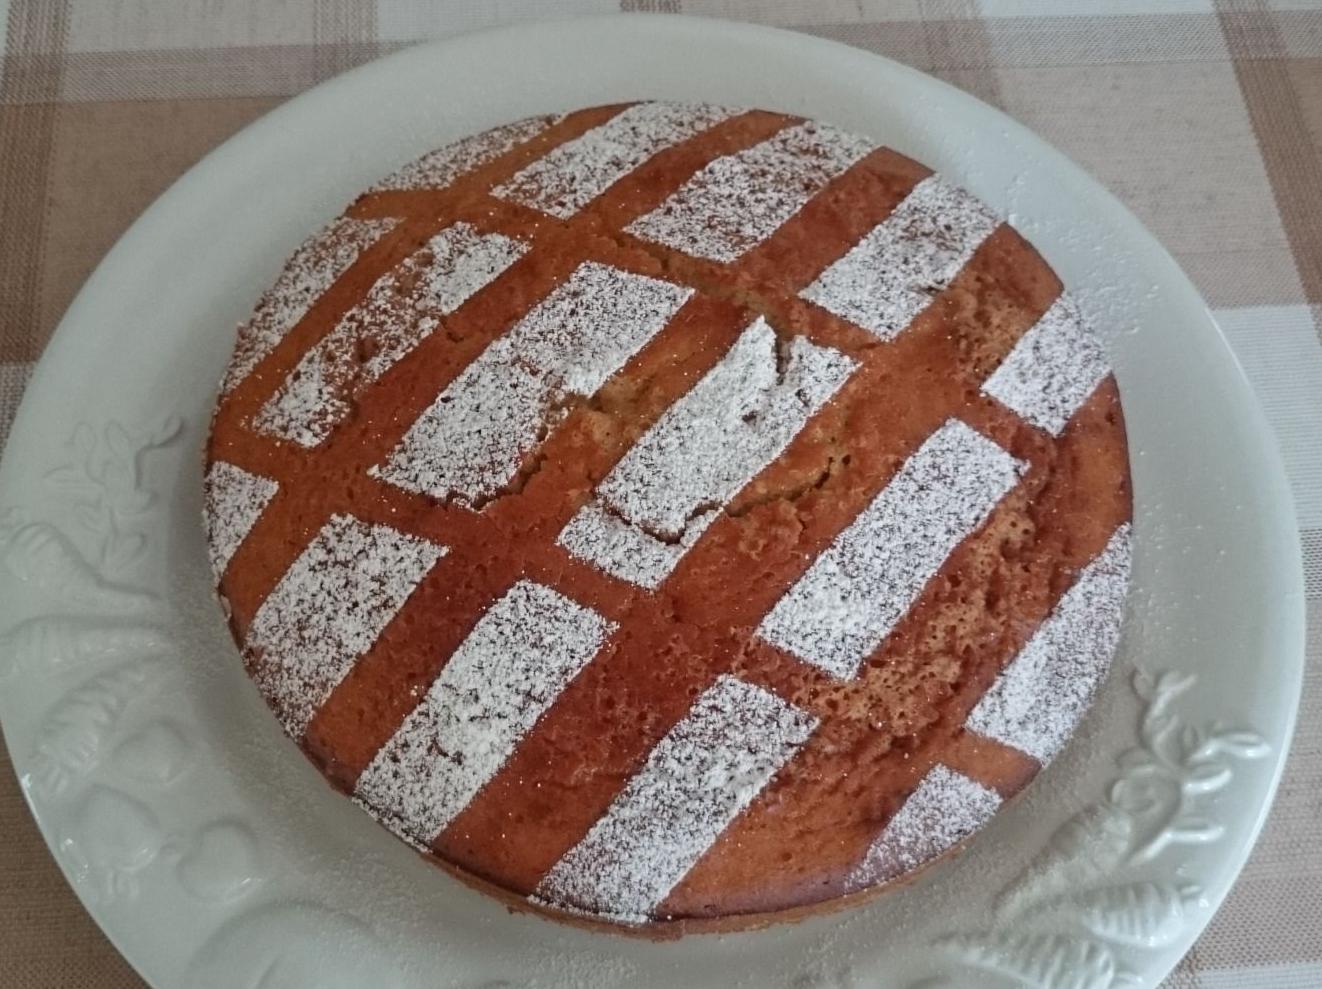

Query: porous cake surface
[[205, 102, 1132, 932]]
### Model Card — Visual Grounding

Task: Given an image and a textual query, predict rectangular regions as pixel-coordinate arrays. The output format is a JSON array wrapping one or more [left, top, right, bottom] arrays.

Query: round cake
[[204, 102, 1133, 933]]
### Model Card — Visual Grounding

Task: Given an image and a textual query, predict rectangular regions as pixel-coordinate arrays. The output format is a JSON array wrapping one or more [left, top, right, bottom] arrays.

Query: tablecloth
[[1, 1, 1318, 986]]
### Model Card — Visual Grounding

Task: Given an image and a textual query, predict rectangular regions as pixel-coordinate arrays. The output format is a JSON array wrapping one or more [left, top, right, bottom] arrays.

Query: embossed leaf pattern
[[144, 414, 184, 448], [1116, 749, 1158, 773], [1079, 883, 1203, 950], [1203, 729, 1272, 760], [0, 616, 169, 679], [1024, 882, 1203, 949], [1103, 674, 1269, 866], [28, 660, 162, 800], [187, 903, 409, 989], [0, 521, 155, 611], [938, 933, 1119, 989], [1182, 762, 1233, 794], [1109, 774, 1167, 817], [41, 415, 182, 578], [932, 670, 1269, 989], [74, 502, 105, 533], [996, 804, 1133, 918], [1163, 817, 1223, 847], [105, 422, 132, 461], [4, 416, 265, 915], [104, 532, 146, 575], [72, 422, 95, 457], [45, 464, 101, 498]]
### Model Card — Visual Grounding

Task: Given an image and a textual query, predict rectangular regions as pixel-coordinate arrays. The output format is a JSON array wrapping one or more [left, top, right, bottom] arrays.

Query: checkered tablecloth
[[1, 2, 1318, 986]]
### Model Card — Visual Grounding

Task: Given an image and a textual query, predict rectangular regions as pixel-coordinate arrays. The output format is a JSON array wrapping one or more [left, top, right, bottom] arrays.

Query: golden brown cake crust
[[204, 102, 1132, 933]]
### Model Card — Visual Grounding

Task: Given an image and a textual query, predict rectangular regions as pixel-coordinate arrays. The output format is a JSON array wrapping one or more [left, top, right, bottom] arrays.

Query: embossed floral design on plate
[[0, 16, 1303, 989], [2, 417, 403, 984], [913, 670, 1269, 989]]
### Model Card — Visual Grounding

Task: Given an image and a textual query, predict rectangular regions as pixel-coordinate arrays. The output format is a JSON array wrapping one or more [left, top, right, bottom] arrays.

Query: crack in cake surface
[[557, 317, 856, 588]]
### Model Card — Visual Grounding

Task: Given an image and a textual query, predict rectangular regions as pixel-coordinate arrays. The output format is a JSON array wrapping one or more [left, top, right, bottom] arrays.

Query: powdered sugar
[[980, 294, 1111, 436], [557, 501, 708, 595], [626, 121, 875, 262], [557, 318, 855, 588], [351, 796, 430, 854], [534, 674, 817, 921], [247, 514, 447, 738], [203, 461, 278, 580], [370, 115, 555, 193], [801, 175, 999, 340], [494, 102, 734, 219], [224, 217, 398, 393], [758, 419, 1025, 679], [373, 261, 693, 505], [355, 580, 615, 846], [254, 222, 528, 447], [846, 764, 1002, 890], [967, 523, 1132, 763]]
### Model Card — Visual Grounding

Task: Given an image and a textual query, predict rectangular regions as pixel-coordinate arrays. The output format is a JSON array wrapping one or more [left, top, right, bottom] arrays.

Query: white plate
[[0, 15, 1305, 989]]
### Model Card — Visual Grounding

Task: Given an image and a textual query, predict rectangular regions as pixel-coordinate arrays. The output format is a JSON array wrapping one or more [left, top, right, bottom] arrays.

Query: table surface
[[1, 2, 1319, 987]]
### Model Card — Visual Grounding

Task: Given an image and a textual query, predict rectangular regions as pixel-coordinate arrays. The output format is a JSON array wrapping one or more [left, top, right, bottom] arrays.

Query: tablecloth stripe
[[0, 0, 67, 364], [1218, 1, 1322, 304]]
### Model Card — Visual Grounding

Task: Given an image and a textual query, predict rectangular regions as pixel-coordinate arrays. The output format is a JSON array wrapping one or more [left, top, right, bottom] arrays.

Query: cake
[[204, 102, 1132, 934]]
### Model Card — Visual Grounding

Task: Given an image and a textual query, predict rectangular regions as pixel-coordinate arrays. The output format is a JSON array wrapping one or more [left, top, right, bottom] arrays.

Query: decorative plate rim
[[0, 15, 1306, 989]]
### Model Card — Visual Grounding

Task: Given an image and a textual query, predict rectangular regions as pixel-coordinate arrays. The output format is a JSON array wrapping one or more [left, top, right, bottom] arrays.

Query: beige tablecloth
[[1, 1, 1319, 986]]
